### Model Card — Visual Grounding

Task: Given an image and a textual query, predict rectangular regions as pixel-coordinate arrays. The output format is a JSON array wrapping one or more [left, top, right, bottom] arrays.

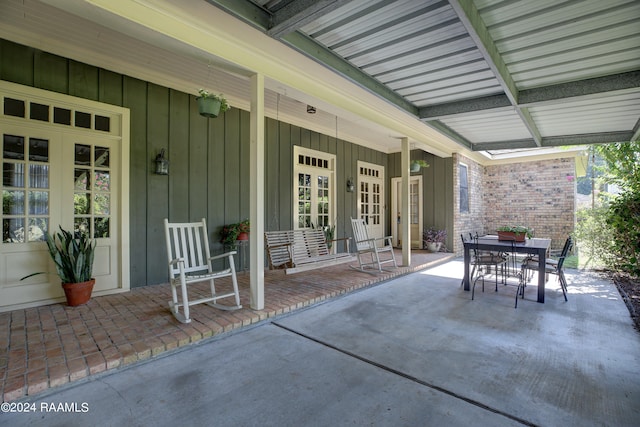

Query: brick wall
[[453, 153, 486, 253], [453, 154, 575, 253]]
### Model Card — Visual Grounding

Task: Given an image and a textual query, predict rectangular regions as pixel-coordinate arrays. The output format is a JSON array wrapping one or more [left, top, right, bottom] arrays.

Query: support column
[[401, 137, 411, 266], [249, 73, 265, 310]]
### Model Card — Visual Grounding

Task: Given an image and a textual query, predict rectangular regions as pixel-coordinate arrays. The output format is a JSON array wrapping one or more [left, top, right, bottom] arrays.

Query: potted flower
[[496, 225, 533, 242], [220, 219, 250, 245], [410, 159, 429, 172], [423, 227, 447, 252], [196, 89, 230, 118], [22, 226, 96, 306]]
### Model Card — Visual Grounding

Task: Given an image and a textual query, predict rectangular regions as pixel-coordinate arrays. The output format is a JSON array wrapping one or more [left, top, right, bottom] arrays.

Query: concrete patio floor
[[0, 249, 453, 403], [2, 258, 639, 426]]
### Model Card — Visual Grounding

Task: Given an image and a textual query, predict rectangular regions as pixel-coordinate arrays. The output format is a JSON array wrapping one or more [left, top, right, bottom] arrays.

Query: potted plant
[[220, 219, 250, 245], [423, 227, 447, 252], [496, 225, 533, 242], [196, 88, 230, 118], [410, 159, 429, 172], [22, 226, 96, 306], [312, 222, 336, 250]]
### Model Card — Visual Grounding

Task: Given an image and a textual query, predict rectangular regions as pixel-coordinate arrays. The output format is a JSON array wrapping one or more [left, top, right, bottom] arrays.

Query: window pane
[[459, 164, 469, 213], [4, 98, 25, 118], [53, 107, 71, 125], [94, 217, 109, 238], [74, 193, 91, 214], [28, 191, 49, 215], [94, 171, 110, 191], [30, 102, 49, 122], [3, 190, 24, 214], [95, 146, 109, 167], [74, 218, 90, 236], [3, 134, 25, 160], [75, 169, 90, 190], [94, 194, 110, 215], [28, 138, 48, 162], [27, 218, 48, 242], [29, 164, 49, 188], [75, 144, 91, 165], [95, 116, 110, 132], [3, 163, 25, 187], [75, 111, 91, 129], [3, 218, 25, 243]]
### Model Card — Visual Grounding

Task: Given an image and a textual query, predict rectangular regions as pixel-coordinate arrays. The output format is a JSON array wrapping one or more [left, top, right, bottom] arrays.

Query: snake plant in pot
[[22, 226, 96, 306]]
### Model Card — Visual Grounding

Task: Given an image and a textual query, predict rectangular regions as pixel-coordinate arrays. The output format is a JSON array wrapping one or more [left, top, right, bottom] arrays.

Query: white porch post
[[401, 137, 411, 266], [250, 73, 265, 310]]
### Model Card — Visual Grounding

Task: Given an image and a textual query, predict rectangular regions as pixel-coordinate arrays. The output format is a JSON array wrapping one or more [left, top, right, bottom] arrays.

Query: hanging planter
[[410, 159, 429, 172], [196, 89, 230, 118]]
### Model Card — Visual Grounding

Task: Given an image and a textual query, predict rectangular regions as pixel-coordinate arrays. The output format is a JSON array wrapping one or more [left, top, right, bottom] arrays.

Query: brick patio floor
[[0, 250, 455, 402]]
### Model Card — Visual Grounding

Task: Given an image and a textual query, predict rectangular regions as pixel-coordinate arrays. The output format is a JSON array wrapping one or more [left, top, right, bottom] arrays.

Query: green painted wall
[[388, 151, 454, 250], [0, 39, 391, 287]]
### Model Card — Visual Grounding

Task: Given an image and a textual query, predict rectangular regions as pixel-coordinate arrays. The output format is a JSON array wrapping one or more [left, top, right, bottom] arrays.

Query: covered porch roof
[[2, 0, 637, 163]]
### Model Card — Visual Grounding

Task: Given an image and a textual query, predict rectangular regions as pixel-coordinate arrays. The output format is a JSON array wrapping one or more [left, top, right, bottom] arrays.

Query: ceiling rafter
[[518, 71, 640, 107], [419, 94, 512, 120], [473, 131, 635, 152], [420, 71, 640, 121]]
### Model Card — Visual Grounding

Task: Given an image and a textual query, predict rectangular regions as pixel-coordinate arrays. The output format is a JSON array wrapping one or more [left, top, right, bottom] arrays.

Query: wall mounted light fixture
[[155, 149, 169, 175], [346, 178, 355, 192], [306, 105, 316, 114]]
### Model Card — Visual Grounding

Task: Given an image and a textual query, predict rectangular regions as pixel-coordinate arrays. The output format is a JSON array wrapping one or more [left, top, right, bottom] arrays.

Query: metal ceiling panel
[[479, 0, 640, 89], [298, 0, 507, 111], [441, 110, 532, 143], [531, 92, 640, 136]]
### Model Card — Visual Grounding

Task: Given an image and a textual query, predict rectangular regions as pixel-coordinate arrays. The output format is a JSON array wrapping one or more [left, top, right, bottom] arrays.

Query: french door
[[293, 146, 335, 230], [391, 176, 423, 248], [0, 81, 129, 311], [357, 161, 385, 244]]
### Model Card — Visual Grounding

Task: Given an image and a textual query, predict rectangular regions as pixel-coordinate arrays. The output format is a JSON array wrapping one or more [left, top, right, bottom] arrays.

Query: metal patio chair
[[517, 236, 573, 307], [468, 234, 508, 301]]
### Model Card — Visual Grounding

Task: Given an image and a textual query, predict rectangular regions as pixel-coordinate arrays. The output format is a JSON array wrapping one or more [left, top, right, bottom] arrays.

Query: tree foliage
[[592, 142, 640, 276]]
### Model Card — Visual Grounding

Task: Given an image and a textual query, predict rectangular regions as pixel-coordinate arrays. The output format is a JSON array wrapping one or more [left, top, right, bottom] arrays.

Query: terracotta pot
[[62, 279, 95, 306], [237, 232, 249, 241], [497, 231, 526, 242]]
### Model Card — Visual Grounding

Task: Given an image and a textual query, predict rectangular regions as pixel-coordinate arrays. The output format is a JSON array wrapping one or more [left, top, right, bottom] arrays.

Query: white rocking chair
[[164, 218, 242, 324], [350, 217, 398, 274]]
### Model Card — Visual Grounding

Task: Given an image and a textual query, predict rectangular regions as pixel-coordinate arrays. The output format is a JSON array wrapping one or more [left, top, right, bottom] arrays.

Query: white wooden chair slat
[[164, 218, 242, 323], [350, 217, 398, 274], [265, 229, 353, 274]]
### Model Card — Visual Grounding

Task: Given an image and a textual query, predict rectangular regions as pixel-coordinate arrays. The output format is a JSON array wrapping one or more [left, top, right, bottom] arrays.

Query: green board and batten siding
[[2, 39, 418, 287], [388, 151, 454, 250]]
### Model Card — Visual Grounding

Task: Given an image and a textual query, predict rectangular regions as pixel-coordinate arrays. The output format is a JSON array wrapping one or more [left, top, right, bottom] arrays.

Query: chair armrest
[[209, 251, 237, 262], [169, 258, 184, 266], [355, 237, 377, 247], [375, 236, 394, 245], [327, 237, 352, 253]]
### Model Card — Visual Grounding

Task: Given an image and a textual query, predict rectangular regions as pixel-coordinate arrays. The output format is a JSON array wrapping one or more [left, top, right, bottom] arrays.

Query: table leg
[[463, 246, 470, 291], [537, 248, 545, 303]]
